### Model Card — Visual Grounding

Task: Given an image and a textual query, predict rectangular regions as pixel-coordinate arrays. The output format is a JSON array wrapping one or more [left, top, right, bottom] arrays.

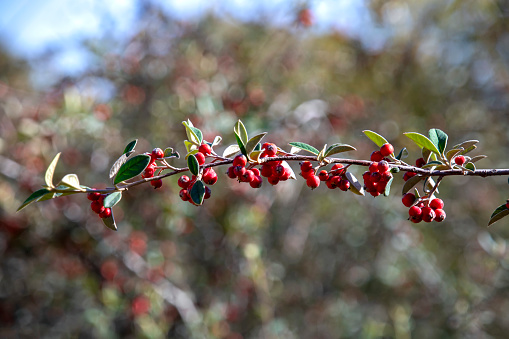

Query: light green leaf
[[45, 152, 61, 188], [324, 143, 356, 157], [383, 177, 394, 197], [223, 144, 240, 158], [184, 140, 198, 153], [17, 188, 51, 212], [404, 132, 441, 155], [488, 204, 509, 227], [245, 132, 267, 156], [463, 163, 476, 171], [58, 174, 85, 191], [184, 149, 199, 160], [182, 121, 200, 145], [164, 147, 179, 158], [187, 154, 199, 176], [362, 130, 388, 148], [104, 192, 122, 208], [288, 142, 319, 155], [428, 129, 448, 155], [114, 154, 151, 185], [345, 172, 364, 196], [249, 150, 262, 162], [234, 120, 248, 145]]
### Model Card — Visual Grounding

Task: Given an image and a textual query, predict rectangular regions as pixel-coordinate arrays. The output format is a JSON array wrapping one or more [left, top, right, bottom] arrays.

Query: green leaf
[[36, 192, 57, 202], [469, 155, 487, 163], [488, 204, 509, 227], [189, 126, 203, 144], [396, 148, 409, 160], [317, 144, 327, 162], [104, 192, 122, 208], [345, 172, 364, 196], [248, 150, 262, 162], [383, 177, 394, 197], [452, 140, 479, 150], [190, 180, 205, 205], [446, 148, 463, 163], [187, 154, 199, 176], [404, 132, 441, 155], [182, 121, 201, 145], [288, 142, 319, 155], [234, 120, 248, 145], [390, 167, 400, 173], [422, 148, 433, 163], [234, 133, 247, 156], [362, 130, 388, 148], [324, 143, 356, 157], [164, 147, 179, 158], [17, 188, 51, 212], [223, 144, 240, 158], [114, 154, 151, 185], [184, 150, 199, 159], [424, 177, 438, 194], [402, 175, 422, 194], [58, 174, 84, 191], [464, 163, 476, 171], [45, 152, 61, 188], [461, 145, 477, 155], [422, 160, 445, 169], [254, 143, 262, 151], [102, 213, 117, 231], [428, 129, 448, 155], [212, 136, 222, 147], [184, 140, 198, 153], [123, 139, 138, 154], [245, 132, 267, 156], [109, 153, 130, 180]]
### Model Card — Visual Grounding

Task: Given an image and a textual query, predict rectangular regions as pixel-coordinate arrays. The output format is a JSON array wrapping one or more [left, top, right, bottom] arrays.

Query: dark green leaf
[[234, 120, 248, 145], [383, 177, 394, 197], [428, 129, 448, 155], [402, 175, 422, 194], [123, 139, 138, 154], [324, 143, 356, 157], [235, 133, 247, 156], [390, 167, 400, 173], [422, 148, 432, 163], [464, 163, 476, 171], [288, 142, 319, 155], [187, 154, 199, 176], [17, 188, 51, 212], [104, 192, 122, 208], [245, 132, 267, 156], [189, 126, 203, 144], [488, 204, 509, 227], [190, 180, 205, 205], [102, 213, 117, 231], [396, 148, 408, 160], [164, 147, 179, 158], [404, 132, 441, 155], [254, 143, 262, 151], [114, 154, 151, 185], [362, 130, 388, 148]]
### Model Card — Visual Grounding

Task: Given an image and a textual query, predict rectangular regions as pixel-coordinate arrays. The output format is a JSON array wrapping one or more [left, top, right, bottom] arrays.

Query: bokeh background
[[2, 0, 509, 338]]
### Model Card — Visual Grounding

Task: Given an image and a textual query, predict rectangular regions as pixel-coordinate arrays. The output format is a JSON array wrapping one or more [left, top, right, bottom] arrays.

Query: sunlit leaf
[[249, 150, 262, 162], [182, 121, 201, 145], [223, 144, 240, 158], [469, 155, 487, 163], [446, 148, 463, 163], [396, 148, 409, 160], [345, 172, 364, 196], [288, 142, 319, 155], [362, 130, 388, 148], [324, 143, 356, 157], [428, 129, 448, 155], [404, 132, 441, 155], [245, 132, 267, 156], [452, 140, 479, 150], [45, 152, 61, 188], [184, 140, 198, 153], [59, 174, 84, 191], [104, 192, 122, 208], [110, 153, 130, 180], [212, 136, 222, 147], [234, 120, 248, 145], [461, 145, 477, 155], [114, 154, 151, 185]]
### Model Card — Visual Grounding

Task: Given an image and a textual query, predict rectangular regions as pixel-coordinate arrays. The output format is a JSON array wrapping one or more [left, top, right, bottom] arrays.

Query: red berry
[[233, 166, 246, 178], [506, 200, 509, 209], [370, 190, 380, 197], [151, 179, 163, 189], [274, 164, 285, 177], [318, 170, 329, 181], [331, 163, 344, 173], [233, 154, 248, 167], [91, 200, 105, 214], [199, 143, 212, 155], [370, 172, 381, 182], [251, 168, 260, 176], [455, 155, 466, 166], [377, 160, 389, 173], [409, 206, 422, 217], [195, 152, 206, 165], [250, 175, 263, 188], [362, 171, 371, 182], [151, 148, 164, 160], [279, 167, 291, 181], [421, 207, 435, 223], [179, 189, 189, 201], [99, 208, 112, 218], [429, 198, 444, 210], [204, 186, 212, 199], [142, 167, 155, 178], [261, 164, 273, 177], [87, 192, 101, 201], [410, 215, 422, 223], [369, 162, 379, 173], [301, 168, 315, 180], [262, 143, 277, 156], [178, 175, 190, 188], [300, 161, 313, 172], [227, 166, 237, 179], [434, 209, 446, 222], [241, 170, 255, 183], [331, 175, 341, 187], [203, 168, 218, 185], [415, 158, 426, 168], [338, 179, 350, 191], [381, 171, 393, 182], [306, 175, 320, 189], [326, 178, 336, 189], [370, 151, 384, 162], [402, 193, 416, 207], [267, 175, 279, 185], [380, 143, 394, 157], [403, 172, 416, 181], [376, 181, 387, 193]]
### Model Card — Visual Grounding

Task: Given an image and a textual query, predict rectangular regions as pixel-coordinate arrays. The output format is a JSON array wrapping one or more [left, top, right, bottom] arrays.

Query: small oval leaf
[[428, 129, 448, 155], [489, 204, 509, 227], [45, 152, 61, 188], [123, 139, 138, 154], [102, 213, 117, 231], [324, 143, 356, 157], [245, 132, 267, 156], [184, 140, 198, 153], [362, 130, 389, 148], [383, 177, 394, 197], [212, 136, 222, 147], [402, 175, 423, 194], [396, 147, 409, 160], [345, 172, 365, 196], [288, 142, 319, 155], [182, 121, 201, 145], [223, 144, 240, 158], [446, 148, 464, 162], [404, 132, 441, 155], [234, 120, 248, 145], [461, 145, 477, 155], [190, 180, 205, 205], [17, 188, 51, 212], [422, 160, 445, 169], [187, 154, 199, 176], [453, 140, 479, 150], [59, 174, 84, 191], [104, 192, 122, 208], [110, 153, 130, 180], [464, 163, 476, 171], [235, 133, 247, 156], [114, 154, 151, 185], [469, 155, 487, 163]]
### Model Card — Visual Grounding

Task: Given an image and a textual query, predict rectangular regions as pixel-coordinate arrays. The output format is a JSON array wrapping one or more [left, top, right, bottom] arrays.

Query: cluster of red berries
[[142, 148, 165, 189], [402, 193, 446, 223], [362, 143, 394, 197], [300, 162, 351, 191], [87, 192, 111, 218], [226, 154, 263, 188], [178, 143, 216, 204]]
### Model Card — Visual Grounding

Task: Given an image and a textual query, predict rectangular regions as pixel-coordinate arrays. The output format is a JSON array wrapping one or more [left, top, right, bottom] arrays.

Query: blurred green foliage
[[2, 1, 509, 338]]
